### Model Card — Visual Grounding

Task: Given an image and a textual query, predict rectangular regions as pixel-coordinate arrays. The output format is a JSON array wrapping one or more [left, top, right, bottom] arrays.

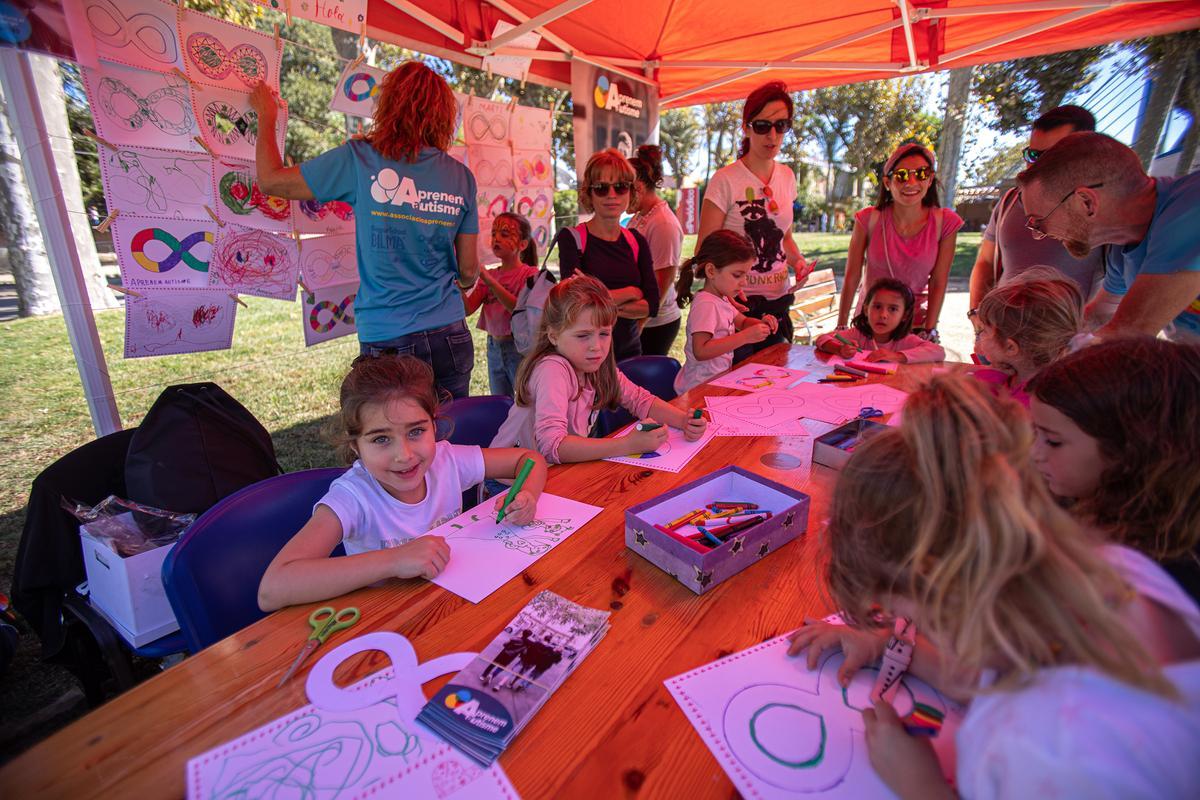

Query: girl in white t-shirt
[[788, 374, 1200, 799], [674, 230, 776, 394], [258, 355, 548, 611]]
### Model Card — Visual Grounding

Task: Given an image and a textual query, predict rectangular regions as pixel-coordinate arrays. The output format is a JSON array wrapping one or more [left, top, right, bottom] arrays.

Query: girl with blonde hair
[[249, 62, 479, 398], [789, 374, 1200, 798]]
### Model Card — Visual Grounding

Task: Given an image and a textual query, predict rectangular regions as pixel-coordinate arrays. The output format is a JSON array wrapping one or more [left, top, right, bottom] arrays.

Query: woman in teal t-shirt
[[250, 62, 479, 398]]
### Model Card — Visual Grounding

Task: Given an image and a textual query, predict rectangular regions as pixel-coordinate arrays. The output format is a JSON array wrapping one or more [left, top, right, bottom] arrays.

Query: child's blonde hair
[[329, 354, 441, 463], [513, 274, 621, 410], [977, 269, 1083, 369], [825, 373, 1171, 698]]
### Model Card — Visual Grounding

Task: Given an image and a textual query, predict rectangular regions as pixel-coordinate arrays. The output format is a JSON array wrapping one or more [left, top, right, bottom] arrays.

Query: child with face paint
[[464, 212, 540, 396]]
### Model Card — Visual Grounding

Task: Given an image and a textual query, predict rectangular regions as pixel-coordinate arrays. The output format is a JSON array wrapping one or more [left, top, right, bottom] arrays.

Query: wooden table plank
[[0, 345, 942, 799]]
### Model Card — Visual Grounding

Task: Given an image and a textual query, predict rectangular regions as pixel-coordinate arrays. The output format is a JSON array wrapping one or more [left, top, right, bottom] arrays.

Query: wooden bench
[[789, 268, 839, 344]]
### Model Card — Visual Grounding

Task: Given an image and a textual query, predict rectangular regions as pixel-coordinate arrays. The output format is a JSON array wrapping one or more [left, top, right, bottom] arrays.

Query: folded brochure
[[417, 590, 610, 766]]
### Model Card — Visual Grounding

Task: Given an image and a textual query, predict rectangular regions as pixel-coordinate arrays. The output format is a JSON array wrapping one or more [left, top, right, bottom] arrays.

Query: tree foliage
[[972, 48, 1105, 134], [659, 107, 701, 182]]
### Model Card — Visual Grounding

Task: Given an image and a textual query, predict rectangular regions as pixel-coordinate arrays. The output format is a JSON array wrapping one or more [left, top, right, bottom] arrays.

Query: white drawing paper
[[707, 400, 835, 438], [83, 62, 203, 152], [210, 158, 294, 232], [823, 354, 900, 375], [329, 60, 387, 117], [111, 214, 216, 289], [97, 143, 212, 221], [468, 145, 514, 189], [83, 0, 182, 72], [302, 280, 358, 346], [604, 422, 717, 474], [512, 149, 552, 189], [479, 20, 542, 82], [706, 388, 845, 429], [300, 233, 358, 289], [188, 631, 518, 800], [257, 0, 368, 33], [296, 198, 356, 235], [707, 363, 810, 393], [424, 494, 603, 604], [510, 105, 552, 151], [208, 224, 300, 300], [180, 8, 280, 92], [798, 383, 909, 420], [464, 97, 511, 146], [666, 633, 960, 799], [124, 287, 236, 359], [192, 83, 286, 161]]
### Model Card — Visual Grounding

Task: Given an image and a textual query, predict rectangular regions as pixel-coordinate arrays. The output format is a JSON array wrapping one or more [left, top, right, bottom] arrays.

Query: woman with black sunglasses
[[836, 142, 963, 344], [697, 80, 813, 362], [555, 148, 659, 361]]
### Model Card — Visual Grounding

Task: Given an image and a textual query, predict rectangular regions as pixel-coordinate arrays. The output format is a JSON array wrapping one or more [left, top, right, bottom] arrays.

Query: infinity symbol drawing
[[299, 199, 354, 223], [131, 228, 213, 273], [468, 112, 508, 142], [86, 0, 178, 65], [99, 78, 194, 135], [203, 101, 258, 145], [187, 33, 268, 87], [310, 294, 356, 332]]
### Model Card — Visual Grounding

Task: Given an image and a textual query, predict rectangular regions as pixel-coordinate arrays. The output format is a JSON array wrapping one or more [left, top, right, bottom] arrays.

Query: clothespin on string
[[204, 205, 225, 227], [193, 136, 215, 156], [111, 285, 142, 299], [170, 67, 192, 85], [293, 228, 303, 255], [228, 293, 248, 309], [284, 0, 293, 27], [273, 24, 281, 52], [297, 277, 310, 296], [348, 53, 365, 72], [84, 129, 115, 151], [358, 20, 366, 52], [93, 208, 119, 233]]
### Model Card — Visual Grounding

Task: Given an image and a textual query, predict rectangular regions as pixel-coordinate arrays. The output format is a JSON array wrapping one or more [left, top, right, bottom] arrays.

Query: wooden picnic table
[[0, 344, 943, 799]]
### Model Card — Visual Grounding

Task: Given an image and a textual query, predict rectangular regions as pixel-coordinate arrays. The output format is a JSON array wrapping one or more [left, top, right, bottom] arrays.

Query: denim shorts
[[361, 319, 475, 399]]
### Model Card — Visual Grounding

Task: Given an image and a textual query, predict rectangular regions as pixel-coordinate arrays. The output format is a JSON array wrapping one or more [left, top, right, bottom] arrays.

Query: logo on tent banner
[[594, 75, 643, 119]]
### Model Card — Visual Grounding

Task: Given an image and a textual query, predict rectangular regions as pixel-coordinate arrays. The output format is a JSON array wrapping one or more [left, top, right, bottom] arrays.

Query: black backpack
[[125, 383, 283, 515]]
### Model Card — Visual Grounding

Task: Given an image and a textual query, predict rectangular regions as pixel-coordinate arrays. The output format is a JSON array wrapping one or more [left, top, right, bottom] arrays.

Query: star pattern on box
[[694, 566, 713, 588], [757, 542, 771, 559], [784, 512, 795, 529], [635, 529, 648, 547], [730, 536, 745, 555]]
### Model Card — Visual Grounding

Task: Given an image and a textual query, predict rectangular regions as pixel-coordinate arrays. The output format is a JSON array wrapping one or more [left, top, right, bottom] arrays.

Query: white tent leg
[[0, 49, 120, 436]]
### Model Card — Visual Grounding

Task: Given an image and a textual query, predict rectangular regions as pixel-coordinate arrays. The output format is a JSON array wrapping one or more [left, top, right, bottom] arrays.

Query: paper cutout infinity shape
[[187, 33, 268, 87]]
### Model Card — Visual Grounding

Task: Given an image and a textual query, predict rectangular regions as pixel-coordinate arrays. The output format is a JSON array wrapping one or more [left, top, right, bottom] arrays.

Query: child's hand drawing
[[682, 413, 707, 442], [838, 343, 858, 358], [394, 535, 451, 580], [627, 425, 668, 455], [786, 621, 885, 687], [493, 489, 537, 526], [862, 699, 952, 799]]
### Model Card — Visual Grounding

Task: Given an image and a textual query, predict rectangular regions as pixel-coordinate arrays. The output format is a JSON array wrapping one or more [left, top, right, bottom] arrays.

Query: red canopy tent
[[365, 0, 1199, 104]]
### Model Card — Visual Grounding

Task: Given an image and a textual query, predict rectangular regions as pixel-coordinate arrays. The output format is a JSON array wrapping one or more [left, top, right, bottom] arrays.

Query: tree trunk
[[0, 79, 57, 316], [936, 66, 972, 211], [1133, 55, 1184, 170]]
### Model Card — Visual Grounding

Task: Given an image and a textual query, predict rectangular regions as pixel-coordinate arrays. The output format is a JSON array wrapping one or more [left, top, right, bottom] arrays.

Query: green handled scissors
[[278, 605, 360, 687]]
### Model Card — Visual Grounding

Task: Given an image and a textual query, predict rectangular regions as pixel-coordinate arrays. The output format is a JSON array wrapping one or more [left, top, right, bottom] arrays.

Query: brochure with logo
[[416, 590, 610, 766]]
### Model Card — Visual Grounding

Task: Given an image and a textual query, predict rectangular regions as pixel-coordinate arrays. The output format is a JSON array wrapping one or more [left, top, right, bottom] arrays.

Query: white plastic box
[[79, 513, 180, 648]]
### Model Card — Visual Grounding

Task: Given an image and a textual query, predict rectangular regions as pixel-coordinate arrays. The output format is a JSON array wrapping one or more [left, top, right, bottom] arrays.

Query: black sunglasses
[[590, 181, 632, 196], [1022, 146, 1042, 164], [748, 119, 791, 135]]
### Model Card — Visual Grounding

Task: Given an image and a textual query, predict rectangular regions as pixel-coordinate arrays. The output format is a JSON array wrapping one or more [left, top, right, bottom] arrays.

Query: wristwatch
[[871, 616, 915, 703]]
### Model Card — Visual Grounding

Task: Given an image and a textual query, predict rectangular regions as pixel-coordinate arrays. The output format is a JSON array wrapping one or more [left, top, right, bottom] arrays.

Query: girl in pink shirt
[[815, 278, 945, 363], [491, 275, 706, 463], [464, 212, 539, 396]]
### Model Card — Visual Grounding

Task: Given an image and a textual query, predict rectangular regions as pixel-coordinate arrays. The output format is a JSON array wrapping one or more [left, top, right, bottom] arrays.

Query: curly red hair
[[366, 61, 456, 163]]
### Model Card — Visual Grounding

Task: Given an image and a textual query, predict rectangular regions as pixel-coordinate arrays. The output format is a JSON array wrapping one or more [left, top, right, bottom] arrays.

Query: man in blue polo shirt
[[1016, 132, 1200, 342]]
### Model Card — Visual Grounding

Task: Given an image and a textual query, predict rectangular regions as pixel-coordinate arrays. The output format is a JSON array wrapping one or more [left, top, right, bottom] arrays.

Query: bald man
[[1016, 132, 1200, 341]]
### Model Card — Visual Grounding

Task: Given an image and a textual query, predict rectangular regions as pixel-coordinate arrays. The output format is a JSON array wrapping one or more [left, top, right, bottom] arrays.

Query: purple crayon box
[[624, 466, 810, 595]]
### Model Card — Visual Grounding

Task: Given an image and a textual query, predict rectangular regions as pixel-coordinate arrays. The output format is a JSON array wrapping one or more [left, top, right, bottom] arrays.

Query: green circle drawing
[[749, 703, 826, 768]]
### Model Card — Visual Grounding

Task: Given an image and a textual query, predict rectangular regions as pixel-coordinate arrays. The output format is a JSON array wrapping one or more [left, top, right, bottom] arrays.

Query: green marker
[[833, 333, 858, 350], [635, 421, 663, 432], [497, 456, 535, 523], [692, 408, 703, 420]]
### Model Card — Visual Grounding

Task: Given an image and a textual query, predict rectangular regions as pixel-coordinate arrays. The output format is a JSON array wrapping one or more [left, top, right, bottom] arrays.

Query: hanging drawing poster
[[666, 631, 960, 799], [463, 97, 511, 146], [512, 149, 552, 188], [448, 145, 468, 166], [511, 105, 552, 150], [179, 8, 280, 93], [82, 0, 183, 72], [303, 280, 358, 346], [468, 145, 514, 189], [479, 20, 542, 82], [248, 0, 368, 33], [97, 143, 212, 221], [111, 215, 215, 289], [210, 158, 294, 232], [83, 62, 203, 152], [604, 422, 717, 474], [192, 84, 286, 161], [329, 59, 386, 117], [295, 197, 355, 235], [187, 632, 517, 800], [513, 187, 554, 252], [424, 494, 603, 603], [124, 288, 236, 358], [208, 224, 300, 300], [300, 233, 357, 289]]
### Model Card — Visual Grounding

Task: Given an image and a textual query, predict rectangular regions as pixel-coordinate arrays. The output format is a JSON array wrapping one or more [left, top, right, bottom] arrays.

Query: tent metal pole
[[895, 0, 920, 70], [939, 7, 1103, 64], [472, 0, 598, 53], [0, 50, 120, 436], [925, 0, 1182, 19], [381, 0, 466, 44]]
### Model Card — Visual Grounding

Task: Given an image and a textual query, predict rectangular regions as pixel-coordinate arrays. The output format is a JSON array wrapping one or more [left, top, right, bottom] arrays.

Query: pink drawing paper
[[83, 62, 203, 152], [208, 224, 300, 300], [468, 145, 514, 189], [82, 0, 183, 72], [302, 280, 358, 346], [111, 214, 216, 289], [510, 105, 552, 151], [97, 143, 212, 221], [180, 8, 281, 92], [124, 288, 236, 359], [210, 158, 295, 233], [192, 83, 287, 161], [512, 150, 552, 188], [463, 97, 511, 146]]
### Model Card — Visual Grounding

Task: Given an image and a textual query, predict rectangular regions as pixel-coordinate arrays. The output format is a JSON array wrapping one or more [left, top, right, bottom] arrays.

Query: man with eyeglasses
[[1016, 131, 1200, 342], [968, 106, 1102, 328]]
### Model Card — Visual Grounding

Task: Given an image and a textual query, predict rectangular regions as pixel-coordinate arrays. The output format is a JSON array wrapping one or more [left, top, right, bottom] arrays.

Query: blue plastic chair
[[595, 355, 681, 437], [440, 395, 515, 506], [161, 468, 346, 653]]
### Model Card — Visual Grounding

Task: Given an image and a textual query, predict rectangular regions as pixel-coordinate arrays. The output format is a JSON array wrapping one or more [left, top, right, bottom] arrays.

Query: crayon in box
[[624, 466, 810, 594]]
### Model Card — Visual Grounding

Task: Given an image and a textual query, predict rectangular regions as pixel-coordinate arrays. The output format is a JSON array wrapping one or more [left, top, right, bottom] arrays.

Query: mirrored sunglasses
[[887, 167, 932, 183]]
